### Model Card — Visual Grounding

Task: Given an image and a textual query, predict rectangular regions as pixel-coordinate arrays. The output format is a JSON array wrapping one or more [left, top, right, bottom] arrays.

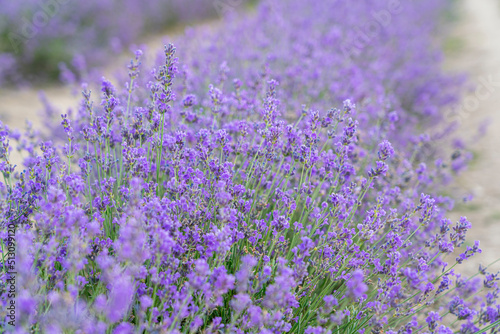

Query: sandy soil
[[0, 86, 76, 130], [444, 0, 500, 274]]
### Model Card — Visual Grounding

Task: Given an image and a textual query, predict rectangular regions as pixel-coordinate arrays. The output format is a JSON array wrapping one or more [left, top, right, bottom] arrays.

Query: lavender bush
[[1, 0, 500, 333], [0, 0, 251, 85]]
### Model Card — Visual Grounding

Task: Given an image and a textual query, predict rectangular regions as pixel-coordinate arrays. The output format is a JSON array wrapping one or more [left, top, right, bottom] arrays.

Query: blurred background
[[0, 0, 499, 274], [442, 0, 500, 274], [0, 0, 257, 84], [0, 0, 256, 128]]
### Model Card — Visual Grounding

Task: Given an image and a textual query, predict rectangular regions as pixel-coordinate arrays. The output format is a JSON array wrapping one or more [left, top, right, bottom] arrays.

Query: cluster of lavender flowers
[[1, 0, 499, 333], [0, 0, 250, 85]]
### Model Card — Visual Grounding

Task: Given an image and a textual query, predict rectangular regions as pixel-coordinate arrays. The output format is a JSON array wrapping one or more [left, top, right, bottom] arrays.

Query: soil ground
[[444, 0, 500, 275]]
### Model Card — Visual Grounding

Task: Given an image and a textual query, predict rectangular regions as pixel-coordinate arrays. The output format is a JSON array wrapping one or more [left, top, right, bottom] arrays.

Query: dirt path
[[445, 0, 500, 274]]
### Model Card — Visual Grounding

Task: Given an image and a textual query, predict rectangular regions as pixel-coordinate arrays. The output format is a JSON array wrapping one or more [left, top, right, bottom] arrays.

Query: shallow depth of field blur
[[1, 0, 500, 333]]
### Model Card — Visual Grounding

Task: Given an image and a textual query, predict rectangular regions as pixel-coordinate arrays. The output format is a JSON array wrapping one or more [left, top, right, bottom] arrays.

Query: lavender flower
[[0, 0, 497, 333], [346, 269, 368, 300]]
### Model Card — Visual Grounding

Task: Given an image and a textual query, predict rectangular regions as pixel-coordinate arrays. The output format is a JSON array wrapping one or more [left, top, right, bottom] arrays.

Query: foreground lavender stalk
[[1, 0, 499, 333]]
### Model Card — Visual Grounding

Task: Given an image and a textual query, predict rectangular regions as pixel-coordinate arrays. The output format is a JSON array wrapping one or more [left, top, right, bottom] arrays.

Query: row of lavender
[[1, 0, 499, 333], [0, 0, 250, 86]]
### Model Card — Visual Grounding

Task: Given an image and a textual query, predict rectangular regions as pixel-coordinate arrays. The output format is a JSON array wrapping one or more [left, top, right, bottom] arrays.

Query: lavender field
[[1, 0, 500, 333]]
